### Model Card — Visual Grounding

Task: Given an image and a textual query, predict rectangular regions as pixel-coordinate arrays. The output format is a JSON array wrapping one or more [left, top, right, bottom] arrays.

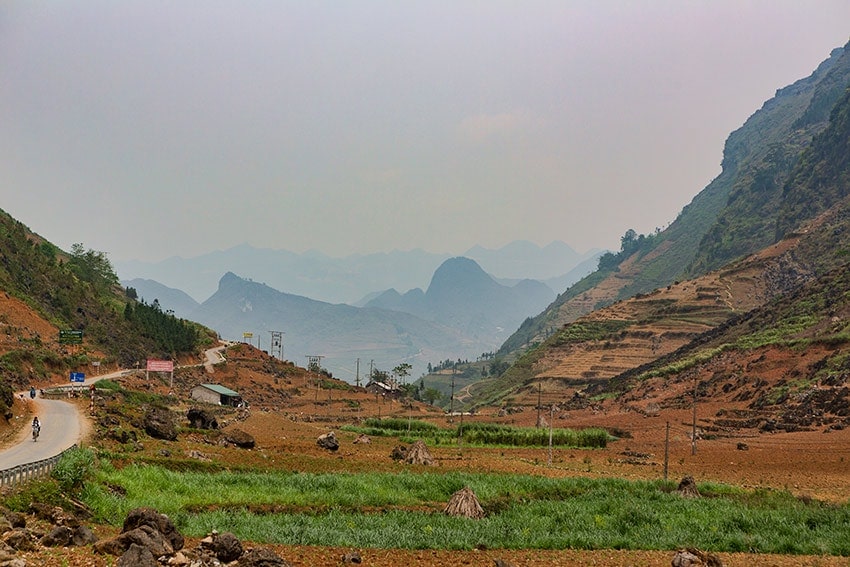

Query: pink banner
[[146, 359, 174, 372]]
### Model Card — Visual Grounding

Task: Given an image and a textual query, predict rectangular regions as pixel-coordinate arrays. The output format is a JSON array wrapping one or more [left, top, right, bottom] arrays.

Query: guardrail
[[0, 444, 78, 488]]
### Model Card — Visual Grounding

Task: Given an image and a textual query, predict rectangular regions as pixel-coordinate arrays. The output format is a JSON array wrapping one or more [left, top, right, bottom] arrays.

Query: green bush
[[52, 446, 96, 492]]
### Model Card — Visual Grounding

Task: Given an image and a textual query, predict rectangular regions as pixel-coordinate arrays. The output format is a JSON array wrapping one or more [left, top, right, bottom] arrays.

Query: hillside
[[0, 209, 213, 416], [501, 41, 850, 354], [470, 44, 850, 412]]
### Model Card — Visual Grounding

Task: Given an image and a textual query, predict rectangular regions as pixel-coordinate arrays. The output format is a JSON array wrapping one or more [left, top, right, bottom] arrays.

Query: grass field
[[81, 460, 850, 555]]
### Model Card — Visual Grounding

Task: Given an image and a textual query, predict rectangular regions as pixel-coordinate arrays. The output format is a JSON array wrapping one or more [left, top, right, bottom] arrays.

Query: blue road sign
[[70, 372, 85, 383]]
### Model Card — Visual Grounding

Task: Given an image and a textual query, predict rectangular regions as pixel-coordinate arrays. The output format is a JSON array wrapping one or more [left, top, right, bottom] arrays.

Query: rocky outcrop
[[143, 407, 178, 441], [187, 408, 219, 429], [224, 428, 256, 449]]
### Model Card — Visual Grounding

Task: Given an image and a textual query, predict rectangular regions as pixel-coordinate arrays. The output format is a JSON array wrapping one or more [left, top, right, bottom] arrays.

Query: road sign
[[59, 330, 83, 345], [146, 359, 173, 372], [70, 372, 85, 383]]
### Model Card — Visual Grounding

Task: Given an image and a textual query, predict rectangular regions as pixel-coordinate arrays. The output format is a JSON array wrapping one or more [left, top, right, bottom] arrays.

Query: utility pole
[[355, 358, 361, 387], [664, 421, 670, 481], [537, 382, 542, 427], [692, 377, 698, 455], [449, 372, 455, 421]]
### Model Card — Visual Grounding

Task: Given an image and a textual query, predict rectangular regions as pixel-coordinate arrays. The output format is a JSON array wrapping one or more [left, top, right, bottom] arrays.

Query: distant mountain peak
[[428, 257, 494, 293]]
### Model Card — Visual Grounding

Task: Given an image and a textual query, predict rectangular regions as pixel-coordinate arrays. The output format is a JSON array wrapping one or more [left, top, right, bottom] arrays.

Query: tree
[[422, 387, 443, 405], [392, 363, 412, 386], [68, 243, 119, 292]]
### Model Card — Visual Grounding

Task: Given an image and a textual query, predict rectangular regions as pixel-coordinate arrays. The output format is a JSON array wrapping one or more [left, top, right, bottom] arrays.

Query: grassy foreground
[[82, 462, 850, 555]]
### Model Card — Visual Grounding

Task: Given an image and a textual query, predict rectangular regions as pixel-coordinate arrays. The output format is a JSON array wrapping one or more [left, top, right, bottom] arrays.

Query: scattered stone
[[444, 487, 485, 519], [167, 550, 190, 565], [317, 431, 339, 451], [352, 434, 371, 444], [676, 476, 700, 498], [736, 442, 749, 451], [493, 559, 518, 567], [390, 445, 407, 461], [225, 428, 256, 449], [342, 550, 362, 563], [187, 449, 211, 461], [404, 440, 434, 465]]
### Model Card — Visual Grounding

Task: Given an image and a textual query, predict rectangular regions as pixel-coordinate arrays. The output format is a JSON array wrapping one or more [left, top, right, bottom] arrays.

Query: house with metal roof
[[190, 383, 243, 407]]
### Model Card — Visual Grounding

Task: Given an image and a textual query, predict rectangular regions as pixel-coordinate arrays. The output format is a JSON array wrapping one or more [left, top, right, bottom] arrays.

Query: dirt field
[[4, 342, 850, 566]]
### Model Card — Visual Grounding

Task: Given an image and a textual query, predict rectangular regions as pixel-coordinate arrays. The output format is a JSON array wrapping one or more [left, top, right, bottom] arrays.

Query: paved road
[[0, 396, 82, 469], [0, 345, 227, 470]]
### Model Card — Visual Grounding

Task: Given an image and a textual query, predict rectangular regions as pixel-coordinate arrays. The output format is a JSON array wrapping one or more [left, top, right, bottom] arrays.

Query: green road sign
[[59, 329, 83, 345]]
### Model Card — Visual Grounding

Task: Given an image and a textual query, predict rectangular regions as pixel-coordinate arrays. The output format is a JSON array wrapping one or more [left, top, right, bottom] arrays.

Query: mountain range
[[114, 241, 602, 305], [124, 256, 556, 381]]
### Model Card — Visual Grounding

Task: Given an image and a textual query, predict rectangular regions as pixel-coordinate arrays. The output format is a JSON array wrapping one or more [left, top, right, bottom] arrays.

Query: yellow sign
[[243, 332, 253, 339]]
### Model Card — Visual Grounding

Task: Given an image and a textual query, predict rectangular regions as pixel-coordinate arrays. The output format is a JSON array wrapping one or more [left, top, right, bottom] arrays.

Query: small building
[[365, 380, 402, 400], [190, 383, 243, 407]]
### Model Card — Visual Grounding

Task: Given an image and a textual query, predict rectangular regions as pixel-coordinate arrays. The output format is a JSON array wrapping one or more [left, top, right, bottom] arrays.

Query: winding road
[[0, 344, 227, 470]]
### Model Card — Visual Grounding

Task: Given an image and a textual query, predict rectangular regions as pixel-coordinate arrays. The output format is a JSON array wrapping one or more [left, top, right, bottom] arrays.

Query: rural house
[[364, 380, 402, 400], [190, 383, 243, 407]]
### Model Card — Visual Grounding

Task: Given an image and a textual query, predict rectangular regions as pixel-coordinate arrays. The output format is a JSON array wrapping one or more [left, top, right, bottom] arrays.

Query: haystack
[[444, 486, 485, 519], [676, 475, 700, 498], [404, 440, 434, 465]]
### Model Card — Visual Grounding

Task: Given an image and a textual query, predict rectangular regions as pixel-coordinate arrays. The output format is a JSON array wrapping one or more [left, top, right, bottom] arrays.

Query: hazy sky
[[2, 2, 849, 263]]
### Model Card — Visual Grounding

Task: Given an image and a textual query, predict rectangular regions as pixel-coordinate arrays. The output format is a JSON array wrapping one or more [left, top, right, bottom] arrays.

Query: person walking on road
[[31, 416, 41, 442]]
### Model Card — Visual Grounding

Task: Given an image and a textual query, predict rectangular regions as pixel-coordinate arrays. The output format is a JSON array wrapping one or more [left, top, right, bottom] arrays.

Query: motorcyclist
[[32, 417, 40, 441]]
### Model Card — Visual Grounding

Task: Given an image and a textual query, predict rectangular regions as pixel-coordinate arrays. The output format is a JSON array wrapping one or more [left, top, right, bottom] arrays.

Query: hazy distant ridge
[[115, 240, 601, 305]]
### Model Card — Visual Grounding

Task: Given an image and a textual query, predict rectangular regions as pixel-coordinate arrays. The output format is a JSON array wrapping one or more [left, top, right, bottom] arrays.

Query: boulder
[[203, 531, 243, 562], [41, 525, 73, 547], [225, 428, 256, 449], [1, 529, 34, 552], [317, 431, 339, 451], [122, 507, 183, 552], [117, 542, 159, 567], [390, 445, 407, 461], [187, 408, 219, 430], [72, 525, 98, 546], [144, 407, 178, 441], [94, 524, 174, 557]]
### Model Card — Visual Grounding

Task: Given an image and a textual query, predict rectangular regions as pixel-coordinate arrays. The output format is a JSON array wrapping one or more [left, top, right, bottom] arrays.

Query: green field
[[78, 460, 850, 555]]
